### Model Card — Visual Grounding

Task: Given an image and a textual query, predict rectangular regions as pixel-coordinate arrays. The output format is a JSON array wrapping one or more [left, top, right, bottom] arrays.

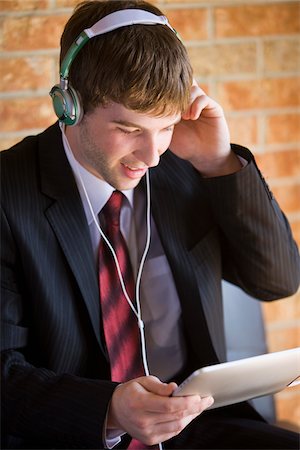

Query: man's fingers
[[137, 375, 177, 397], [131, 400, 213, 446], [182, 80, 206, 120], [146, 394, 214, 422], [108, 376, 214, 446], [182, 77, 225, 121], [132, 377, 214, 416]]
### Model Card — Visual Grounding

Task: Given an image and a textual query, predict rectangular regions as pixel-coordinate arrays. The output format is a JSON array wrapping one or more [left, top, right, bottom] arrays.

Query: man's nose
[[133, 135, 162, 168]]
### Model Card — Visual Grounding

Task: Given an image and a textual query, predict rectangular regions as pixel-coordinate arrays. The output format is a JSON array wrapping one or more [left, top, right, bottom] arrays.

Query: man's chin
[[112, 177, 143, 191]]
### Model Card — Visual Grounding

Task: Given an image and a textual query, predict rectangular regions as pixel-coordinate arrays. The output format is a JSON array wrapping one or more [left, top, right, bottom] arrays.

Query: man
[[1, 1, 299, 449]]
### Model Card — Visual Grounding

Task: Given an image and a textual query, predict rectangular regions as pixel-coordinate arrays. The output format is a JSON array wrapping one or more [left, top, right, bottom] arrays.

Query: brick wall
[[1, 0, 299, 429]]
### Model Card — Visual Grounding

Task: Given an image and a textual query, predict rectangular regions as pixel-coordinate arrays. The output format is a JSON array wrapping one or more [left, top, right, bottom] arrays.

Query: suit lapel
[[38, 124, 103, 350], [37, 129, 219, 364]]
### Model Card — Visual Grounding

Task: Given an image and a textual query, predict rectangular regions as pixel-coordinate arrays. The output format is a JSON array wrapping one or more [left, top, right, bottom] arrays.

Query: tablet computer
[[172, 348, 300, 409]]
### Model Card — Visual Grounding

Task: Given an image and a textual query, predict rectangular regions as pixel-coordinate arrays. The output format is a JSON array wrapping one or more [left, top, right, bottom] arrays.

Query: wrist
[[106, 384, 124, 431], [192, 150, 243, 178]]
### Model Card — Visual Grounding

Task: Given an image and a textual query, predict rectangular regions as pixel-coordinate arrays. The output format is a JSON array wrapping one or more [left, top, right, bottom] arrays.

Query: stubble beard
[[79, 123, 140, 190]]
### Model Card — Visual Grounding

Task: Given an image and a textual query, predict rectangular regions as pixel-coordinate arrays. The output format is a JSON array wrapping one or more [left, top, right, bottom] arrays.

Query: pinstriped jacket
[[1, 122, 299, 449]]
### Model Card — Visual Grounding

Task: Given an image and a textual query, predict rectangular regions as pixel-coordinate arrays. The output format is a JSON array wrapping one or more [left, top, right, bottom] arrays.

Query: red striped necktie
[[99, 190, 143, 383], [99, 191, 154, 449]]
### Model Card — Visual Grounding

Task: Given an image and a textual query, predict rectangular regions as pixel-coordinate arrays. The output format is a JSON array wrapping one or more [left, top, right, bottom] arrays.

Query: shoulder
[[1, 123, 62, 205], [1, 122, 61, 181], [1, 134, 38, 166], [1, 122, 60, 166]]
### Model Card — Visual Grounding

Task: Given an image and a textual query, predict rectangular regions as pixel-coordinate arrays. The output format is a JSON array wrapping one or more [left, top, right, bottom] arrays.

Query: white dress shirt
[[61, 127, 187, 381], [61, 126, 187, 446]]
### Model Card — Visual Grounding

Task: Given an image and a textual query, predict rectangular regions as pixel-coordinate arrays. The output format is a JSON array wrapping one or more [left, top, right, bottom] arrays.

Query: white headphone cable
[[73, 162, 150, 326], [62, 130, 163, 449], [76, 167, 163, 450], [62, 128, 151, 362], [62, 126, 134, 310], [135, 169, 151, 376]]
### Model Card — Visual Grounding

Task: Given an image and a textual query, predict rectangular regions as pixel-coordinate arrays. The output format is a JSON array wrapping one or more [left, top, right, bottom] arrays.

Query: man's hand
[[170, 80, 241, 177], [107, 375, 214, 446]]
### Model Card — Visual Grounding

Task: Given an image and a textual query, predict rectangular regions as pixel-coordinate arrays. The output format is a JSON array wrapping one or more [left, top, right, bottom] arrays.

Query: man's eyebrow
[[112, 117, 181, 129], [112, 120, 142, 128]]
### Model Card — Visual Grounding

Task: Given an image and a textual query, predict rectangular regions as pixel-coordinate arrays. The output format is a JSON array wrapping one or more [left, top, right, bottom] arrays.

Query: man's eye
[[118, 128, 138, 135]]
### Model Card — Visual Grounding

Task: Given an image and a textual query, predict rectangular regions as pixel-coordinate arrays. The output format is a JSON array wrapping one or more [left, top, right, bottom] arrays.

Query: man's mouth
[[121, 163, 148, 179]]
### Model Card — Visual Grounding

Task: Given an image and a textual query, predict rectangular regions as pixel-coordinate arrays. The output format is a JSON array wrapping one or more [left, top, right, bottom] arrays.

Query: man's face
[[67, 102, 181, 190]]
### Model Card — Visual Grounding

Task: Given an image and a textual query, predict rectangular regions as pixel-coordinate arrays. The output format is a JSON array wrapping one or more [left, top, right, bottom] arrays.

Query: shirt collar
[[60, 123, 134, 225]]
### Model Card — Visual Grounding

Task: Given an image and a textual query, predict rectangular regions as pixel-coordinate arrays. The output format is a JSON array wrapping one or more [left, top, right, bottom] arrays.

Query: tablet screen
[[172, 348, 300, 409]]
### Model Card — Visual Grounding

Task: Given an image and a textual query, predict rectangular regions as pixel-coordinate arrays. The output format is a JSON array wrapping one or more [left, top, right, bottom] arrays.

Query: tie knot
[[102, 191, 123, 226]]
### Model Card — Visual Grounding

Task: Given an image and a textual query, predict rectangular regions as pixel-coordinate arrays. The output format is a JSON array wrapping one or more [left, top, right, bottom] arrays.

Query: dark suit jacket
[[1, 123, 299, 449]]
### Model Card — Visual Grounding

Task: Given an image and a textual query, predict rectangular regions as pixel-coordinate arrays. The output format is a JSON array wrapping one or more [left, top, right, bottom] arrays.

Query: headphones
[[49, 9, 176, 126]]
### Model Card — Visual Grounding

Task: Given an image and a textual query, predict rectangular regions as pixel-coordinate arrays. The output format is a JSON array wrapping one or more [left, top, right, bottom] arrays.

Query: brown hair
[[60, 0, 193, 116]]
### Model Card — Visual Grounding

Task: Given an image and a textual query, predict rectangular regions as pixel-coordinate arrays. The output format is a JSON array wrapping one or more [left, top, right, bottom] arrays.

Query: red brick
[[0, 0, 49, 11], [217, 78, 300, 111], [266, 324, 300, 352], [255, 149, 300, 179], [264, 38, 300, 73], [275, 388, 300, 432], [188, 42, 256, 77], [56, 0, 159, 7], [271, 183, 300, 215], [166, 8, 208, 41], [226, 115, 257, 147], [215, 3, 300, 38], [55, 0, 80, 7], [0, 57, 54, 92], [266, 113, 300, 145], [263, 291, 300, 323], [2, 14, 69, 51], [164, 0, 207, 3], [290, 220, 300, 248], [0, 97, 56, 132]]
